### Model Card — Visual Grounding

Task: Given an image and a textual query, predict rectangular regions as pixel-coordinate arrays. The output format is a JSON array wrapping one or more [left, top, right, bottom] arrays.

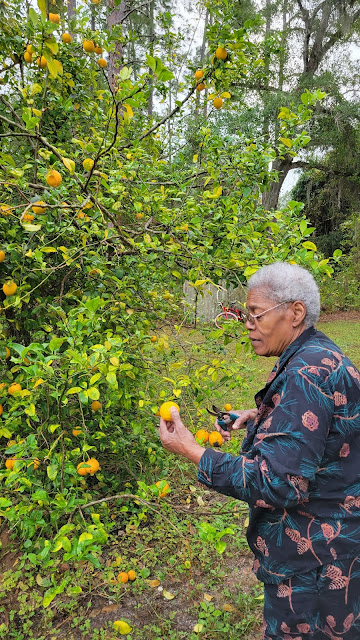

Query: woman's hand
[[216, 408, 258, 441], [159, 407, 205, 465]]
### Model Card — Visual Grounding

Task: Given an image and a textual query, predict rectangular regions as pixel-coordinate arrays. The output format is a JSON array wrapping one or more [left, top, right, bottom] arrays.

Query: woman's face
[[245, 289, 306, 357]]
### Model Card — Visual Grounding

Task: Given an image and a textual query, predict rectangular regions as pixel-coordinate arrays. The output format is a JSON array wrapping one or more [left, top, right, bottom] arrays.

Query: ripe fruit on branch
[[83, 158, 94, 171], [49, 13, 60, 24], [46, 169, 62, 187], [72, 427, 83, 436], [98, 58, 107, 68], [77, 457, 100, 476], [156, 480, 170, 498], [94, 45, 103, 54], [213, 97, 223, 109], [0, 250, 5, 262], [0, 404, 3, 416], [159, 401, 180, 421], [28, 457, 40, 470], [196, 83, 205, 92], [91, 400, 101, 411], [62, 33, 72, 44], [195, 429, 209, 443], [32, 201, 47, 214], [215, 46, 228, 60], [37, 56, 47, 68], [5, 457, 16, 470], [194, 69, 204, 80], [3, 281, 17, 296], [208, 431, 223, 447], [26, 44, 34, 54], [83, 40, 95, 53], [8, 382, 22, 395], [24, 52, 33, 63], [23, 213, 34, 222], [0, 204, 11, 216]]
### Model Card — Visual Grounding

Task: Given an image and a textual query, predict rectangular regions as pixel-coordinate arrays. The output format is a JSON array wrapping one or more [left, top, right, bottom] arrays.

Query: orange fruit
[[77, 461, 89, 476], [215, 46, 227, 60], [213, 97, 223, 109], [8, 383, 22, 395], [196, 82, 205, 92], [208, 431, 223, 447], [94, 45, 103, 54], [49, 13, 60, 24], [82, 158, 94, 171], [194, 69, 204, 80], [3, 281, 17, 296], [156, 480, 170, 498], [26, 44, 34, 54], [83, 40, 95, 53], [72, 427, 83, 436], [91, 400, 101, 412], [23, 212, 34, 222], [5, 457, 16, 470], [159, 401, 180, 421], [97, 58, 107, 68], [87, 458, 100, 474], [117, 572, 129, 583], [0, 204, 11, 216], [127, 570, 136, 581], [136, 212, 143, 220], [195, 429, 209, 443], [37, 56, 47, 68], [150, 335, 157, 342], [46, 169, 62, 187], [27, 457, 40, 470], [24, 51, 33, 63], [0, 250, 5, 262], [32, 201, 47, 214], [62, 33, 72, 44], [0, 404, 3, 416], [224, 403, 232, 411], [5, 347, 10, 359], [0, 383, 7, 392]]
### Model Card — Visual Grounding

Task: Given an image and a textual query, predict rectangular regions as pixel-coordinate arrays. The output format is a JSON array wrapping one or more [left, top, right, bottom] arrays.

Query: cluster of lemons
[[194, 45, 229, 111]]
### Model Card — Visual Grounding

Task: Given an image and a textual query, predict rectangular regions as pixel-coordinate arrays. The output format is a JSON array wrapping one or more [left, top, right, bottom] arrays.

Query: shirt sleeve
[[197, 367, 335, 508]]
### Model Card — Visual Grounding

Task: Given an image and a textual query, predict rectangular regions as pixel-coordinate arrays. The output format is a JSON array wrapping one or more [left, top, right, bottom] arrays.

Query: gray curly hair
[[247, 262, 320, 328]]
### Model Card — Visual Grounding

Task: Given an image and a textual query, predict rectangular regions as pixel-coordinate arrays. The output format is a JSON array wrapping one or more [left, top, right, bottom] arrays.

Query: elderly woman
[[159, 262, 360, 640]]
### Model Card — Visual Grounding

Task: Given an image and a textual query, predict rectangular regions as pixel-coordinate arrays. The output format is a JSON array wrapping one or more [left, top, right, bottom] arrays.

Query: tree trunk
[[107, 0, 126, 92], [262, 156, 294, 210], [67, 0, 76, 24]]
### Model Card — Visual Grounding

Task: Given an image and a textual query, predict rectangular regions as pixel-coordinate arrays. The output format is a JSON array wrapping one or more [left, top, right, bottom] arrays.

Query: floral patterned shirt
[[198, 327, 360, 584]]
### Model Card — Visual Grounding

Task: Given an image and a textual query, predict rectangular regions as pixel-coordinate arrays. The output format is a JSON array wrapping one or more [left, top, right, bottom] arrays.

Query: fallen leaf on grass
[[203, 593, 213, 601], [148, 579, 160, 588], [193, 623, 204, 633], [163, 589, 175, 600], [223, 603, 236, 612]]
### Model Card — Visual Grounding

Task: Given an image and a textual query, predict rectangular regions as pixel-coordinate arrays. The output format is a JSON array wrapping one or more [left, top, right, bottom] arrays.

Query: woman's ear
[[291, 301, 307, 327]]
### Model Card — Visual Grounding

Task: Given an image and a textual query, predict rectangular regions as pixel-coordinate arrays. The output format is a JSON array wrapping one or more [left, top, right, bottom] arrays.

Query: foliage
[[0, 0, 340, 603]]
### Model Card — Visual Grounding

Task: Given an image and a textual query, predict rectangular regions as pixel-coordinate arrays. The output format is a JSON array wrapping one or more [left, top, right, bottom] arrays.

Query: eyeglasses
[[240, 301, 291, 325]]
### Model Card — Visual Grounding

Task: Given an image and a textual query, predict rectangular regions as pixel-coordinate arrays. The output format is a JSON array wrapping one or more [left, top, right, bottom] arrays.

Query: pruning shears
[[206, 404, 239, 432]]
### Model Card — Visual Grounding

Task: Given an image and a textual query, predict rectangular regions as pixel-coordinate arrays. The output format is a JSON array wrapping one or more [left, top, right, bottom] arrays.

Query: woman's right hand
[[215, 409, 258, 441]]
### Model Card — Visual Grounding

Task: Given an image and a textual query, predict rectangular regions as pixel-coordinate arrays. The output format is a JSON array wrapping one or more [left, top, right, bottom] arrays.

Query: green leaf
[[49, 337, 65, 352], [87, 387, 100, 400], [47, 59, 63, 78], [0, 427, 12, 439], [302, 241, 317, 251], [37, 0, 46, 15], [67, 387, 82, 395], [62, 157, 75, 174], [279, 137, 292, 148], [47, 464, 59, 480], [44, 39, 59, 55]]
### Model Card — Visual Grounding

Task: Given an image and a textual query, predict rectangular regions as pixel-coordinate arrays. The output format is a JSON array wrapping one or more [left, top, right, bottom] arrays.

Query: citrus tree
[[0, 0, 336, 582]]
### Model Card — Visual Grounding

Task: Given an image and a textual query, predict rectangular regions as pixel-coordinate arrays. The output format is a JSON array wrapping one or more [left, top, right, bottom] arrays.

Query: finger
[[232, 418, 247, 430]]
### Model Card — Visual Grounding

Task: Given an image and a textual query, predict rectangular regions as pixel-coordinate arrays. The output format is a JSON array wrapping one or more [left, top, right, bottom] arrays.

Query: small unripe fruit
[[82, 158, 94, 171]]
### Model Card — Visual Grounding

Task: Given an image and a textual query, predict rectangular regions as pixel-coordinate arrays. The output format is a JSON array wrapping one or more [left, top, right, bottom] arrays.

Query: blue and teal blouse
[[198, 327, 360, 583]]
